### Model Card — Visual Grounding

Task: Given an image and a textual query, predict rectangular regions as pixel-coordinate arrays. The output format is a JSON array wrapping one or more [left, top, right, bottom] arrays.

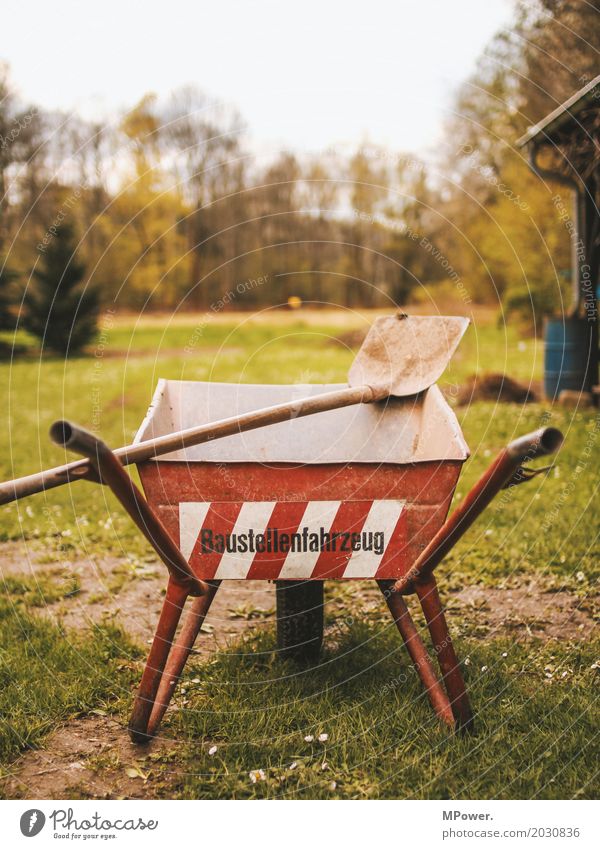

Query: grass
[[0, 598, 137, 770], [0, 307, 598, 798], [1, 570, 81, 607], [157, 627, 599, 799]]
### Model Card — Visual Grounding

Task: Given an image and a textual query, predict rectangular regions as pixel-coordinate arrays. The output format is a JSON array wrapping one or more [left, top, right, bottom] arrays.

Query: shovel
[[0, 314, 469, 505]]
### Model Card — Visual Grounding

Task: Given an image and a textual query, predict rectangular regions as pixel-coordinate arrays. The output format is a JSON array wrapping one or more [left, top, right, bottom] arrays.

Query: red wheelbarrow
[[0, 315, 563, 741], [121, 378, 562, 739]]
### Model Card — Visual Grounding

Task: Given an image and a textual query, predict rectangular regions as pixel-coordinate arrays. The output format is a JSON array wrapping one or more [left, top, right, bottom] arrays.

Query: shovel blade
[[348, 314, 469, 397]]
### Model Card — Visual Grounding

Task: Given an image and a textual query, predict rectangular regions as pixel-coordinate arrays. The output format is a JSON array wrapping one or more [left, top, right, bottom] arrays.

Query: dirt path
[[450, 584, 597, 640], [0, 541, 275, 645], [3, 542, 594, 647]]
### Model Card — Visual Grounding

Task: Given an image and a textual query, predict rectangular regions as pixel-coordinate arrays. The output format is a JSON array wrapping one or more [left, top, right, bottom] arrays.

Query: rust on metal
[[414, 575, 474, 731], [378, 580, 455, 727], [147, 581, 220, 738], [348, 314, 469, 398]]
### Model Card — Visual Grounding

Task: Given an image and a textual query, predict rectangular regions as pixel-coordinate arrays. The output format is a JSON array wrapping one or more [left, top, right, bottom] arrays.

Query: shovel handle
[[0, 457, 95, 504], [0, 384, 376, 506]]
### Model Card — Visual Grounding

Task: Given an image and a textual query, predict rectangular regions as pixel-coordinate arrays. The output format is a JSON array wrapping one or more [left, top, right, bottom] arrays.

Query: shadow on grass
[[157, 620, 600, 799]]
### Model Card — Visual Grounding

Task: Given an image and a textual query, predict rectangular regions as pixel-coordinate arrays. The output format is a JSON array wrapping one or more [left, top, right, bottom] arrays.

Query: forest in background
[[0, 0, 599, 334]]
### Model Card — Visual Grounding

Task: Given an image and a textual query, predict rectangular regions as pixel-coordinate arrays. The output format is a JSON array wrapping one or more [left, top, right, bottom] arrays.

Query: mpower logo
[[20, 809, 46, 837]]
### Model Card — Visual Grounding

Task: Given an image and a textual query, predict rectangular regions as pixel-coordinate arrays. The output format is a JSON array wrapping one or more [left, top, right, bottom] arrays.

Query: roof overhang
[[517, 74, 600, 148]]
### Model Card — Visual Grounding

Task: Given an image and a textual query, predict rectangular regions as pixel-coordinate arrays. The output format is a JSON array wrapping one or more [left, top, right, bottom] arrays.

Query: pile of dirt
[[457, 373, 537, 405], [329, 329, 367, 349]]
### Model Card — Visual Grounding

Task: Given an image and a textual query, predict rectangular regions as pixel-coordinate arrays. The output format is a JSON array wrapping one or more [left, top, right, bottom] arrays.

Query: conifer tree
[[23, 222, 98, 355], [0, 261, 16, 332]]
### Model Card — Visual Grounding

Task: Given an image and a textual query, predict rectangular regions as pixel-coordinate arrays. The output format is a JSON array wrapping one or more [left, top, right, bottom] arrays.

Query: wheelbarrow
[[0, 315, 563, 741]]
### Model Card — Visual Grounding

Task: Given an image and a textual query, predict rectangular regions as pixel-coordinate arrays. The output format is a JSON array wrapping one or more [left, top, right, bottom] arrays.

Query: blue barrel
[[544, 317, 594, 399]]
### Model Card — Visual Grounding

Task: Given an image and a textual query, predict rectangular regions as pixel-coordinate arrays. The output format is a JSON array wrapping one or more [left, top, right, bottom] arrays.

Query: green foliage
[[435, 1, 598, 322], [22, 221, 99, 355], [1, 570, 80, 607], [0, 314, 596, 596], [0, 1, 598, 323]]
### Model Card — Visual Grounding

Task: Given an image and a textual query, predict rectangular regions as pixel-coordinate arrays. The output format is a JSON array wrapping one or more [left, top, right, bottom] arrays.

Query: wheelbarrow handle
[[505, 428, 564, 460], [393, 427, 564, 594], [49, 421, 208, 597]]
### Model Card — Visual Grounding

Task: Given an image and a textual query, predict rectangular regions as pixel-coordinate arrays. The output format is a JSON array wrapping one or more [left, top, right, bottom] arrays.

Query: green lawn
[[0, 598, 138, 768], [0, 310, 598, 799], [159, 629, 599, 799]]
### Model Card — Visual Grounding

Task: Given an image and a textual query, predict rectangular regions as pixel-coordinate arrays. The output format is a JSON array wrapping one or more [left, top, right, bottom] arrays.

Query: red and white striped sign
[[179, 500, 407, 580]]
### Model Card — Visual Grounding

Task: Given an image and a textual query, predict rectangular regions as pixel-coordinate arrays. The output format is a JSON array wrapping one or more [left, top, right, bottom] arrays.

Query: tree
[[23, 221, 98, 355], [159, 86, 245, 307], [434, 0, 600, 322], [0, 260, 16, 331]]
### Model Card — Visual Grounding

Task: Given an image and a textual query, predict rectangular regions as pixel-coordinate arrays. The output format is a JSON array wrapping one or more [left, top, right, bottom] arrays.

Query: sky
[[2, 0, 514, 157]]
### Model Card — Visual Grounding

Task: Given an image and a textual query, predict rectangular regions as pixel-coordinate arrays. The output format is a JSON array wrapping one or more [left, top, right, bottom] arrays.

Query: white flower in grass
[[501, 652, 508, 658], [329, 781, 337, 790], [318, 733, 329, 743], [289, 761, 298, 770], [321, 761, 329, 771], [249, 769, 266, 783], [304, 735, 314, 743], [464, 657, 471, 666], [208, 745, 218, 756], [480, 666, 488, 673], [576, 571, 586, 583]]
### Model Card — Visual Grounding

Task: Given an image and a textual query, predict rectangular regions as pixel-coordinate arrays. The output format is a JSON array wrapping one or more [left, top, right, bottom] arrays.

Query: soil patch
[[1, 541, 597, 800], [449, 584, 597, 640], [2, 716, 184, 800], [0, 542, 275, 646]]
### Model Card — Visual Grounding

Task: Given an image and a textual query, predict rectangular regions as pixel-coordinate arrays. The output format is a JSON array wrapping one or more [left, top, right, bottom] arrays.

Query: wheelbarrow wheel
[[275, 580, 324, 663]]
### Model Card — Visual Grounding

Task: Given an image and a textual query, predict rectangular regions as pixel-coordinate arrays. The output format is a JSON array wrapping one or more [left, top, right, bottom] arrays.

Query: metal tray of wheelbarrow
[[134, 380, 469, 581]]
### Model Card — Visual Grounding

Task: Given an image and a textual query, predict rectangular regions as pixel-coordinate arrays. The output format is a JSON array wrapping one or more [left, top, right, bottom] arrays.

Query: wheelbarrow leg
[[415, 575, 474, 732], [378, 581, 454, 728], [147, 581, 220, 738], [129, 578, 189, 743]]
